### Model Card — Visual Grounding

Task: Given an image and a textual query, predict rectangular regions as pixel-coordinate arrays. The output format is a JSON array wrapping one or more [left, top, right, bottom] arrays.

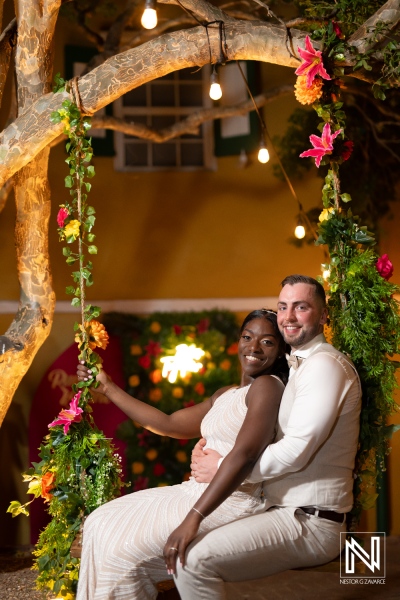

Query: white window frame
[[114, 65, 216, 172]]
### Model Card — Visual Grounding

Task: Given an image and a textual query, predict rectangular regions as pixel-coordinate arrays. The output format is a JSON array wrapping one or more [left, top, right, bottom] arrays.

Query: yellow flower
[[132, 462, 145, 474], [318, 207, 335, 222], [149, 388, 162, 402], [64, 219, 81, 240], [207, 362, 216, 370], [220, 359, 231, 371], [175, 451, 188, 463], [130, 344, 142, 355], [129, 375, 140, 387], [172, 387, 184, 399], [294, 75, 323, 105], [150, 321, 161, 333], [146, 449, 158, 461]]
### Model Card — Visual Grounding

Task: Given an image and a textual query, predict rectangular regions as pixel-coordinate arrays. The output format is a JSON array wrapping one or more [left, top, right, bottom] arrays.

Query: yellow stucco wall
[[0, 3, 399, 546]]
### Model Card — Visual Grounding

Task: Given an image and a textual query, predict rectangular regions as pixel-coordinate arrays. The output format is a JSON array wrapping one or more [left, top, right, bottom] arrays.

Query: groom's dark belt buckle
[[299, 506, 346, 524]]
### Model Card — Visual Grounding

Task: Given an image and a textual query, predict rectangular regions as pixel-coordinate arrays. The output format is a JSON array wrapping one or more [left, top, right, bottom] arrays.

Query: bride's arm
[[164, 374, 283, 571], [77, 364, 225, 439]]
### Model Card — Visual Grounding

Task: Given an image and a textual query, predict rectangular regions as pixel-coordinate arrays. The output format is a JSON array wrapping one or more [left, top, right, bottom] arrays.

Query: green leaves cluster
[[33, 422, 123, 596]]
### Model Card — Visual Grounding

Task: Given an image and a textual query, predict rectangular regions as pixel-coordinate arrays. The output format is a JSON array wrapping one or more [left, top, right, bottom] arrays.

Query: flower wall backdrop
[[103, 310, 240, 491]]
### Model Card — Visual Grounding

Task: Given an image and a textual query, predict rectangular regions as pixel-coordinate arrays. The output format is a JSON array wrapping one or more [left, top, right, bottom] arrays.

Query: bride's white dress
[[76, 384, 267, 600]]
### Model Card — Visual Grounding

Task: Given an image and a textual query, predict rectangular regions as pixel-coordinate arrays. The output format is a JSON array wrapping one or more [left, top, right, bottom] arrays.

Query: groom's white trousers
[[174, 506, 346, 600]]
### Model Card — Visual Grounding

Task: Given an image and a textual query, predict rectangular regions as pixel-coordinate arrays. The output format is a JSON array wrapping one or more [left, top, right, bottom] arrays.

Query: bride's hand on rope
[[77, 362, 108, 394]]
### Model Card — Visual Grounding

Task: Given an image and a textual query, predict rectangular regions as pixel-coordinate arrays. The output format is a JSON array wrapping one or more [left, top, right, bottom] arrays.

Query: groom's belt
[[299, 506, 346, 524]]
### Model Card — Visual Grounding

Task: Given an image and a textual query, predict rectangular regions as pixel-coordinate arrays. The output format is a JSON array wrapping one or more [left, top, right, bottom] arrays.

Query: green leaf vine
[[7, 75, 124, 598], [293, 25, 400, 528]]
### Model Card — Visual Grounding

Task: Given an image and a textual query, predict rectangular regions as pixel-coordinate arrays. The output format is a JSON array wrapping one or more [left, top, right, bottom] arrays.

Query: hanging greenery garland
[[7, 76, 124, 599], [293, 24, 400, 528]]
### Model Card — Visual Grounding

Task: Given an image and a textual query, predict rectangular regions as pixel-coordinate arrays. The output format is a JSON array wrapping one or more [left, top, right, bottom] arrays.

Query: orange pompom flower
[[294, 75, 323, 105], [76, 320, 109, 350]]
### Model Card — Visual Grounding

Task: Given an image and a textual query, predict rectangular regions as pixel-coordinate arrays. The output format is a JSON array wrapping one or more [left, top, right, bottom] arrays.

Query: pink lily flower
[[300, 123, 342, 167], [49, 390, 83, 435], [295, 35, 332, 88]]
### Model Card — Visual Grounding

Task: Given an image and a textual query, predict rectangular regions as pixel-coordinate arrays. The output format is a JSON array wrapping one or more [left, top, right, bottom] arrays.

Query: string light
[[141, 0, 157, 29], [257, 138, 270, 164], [209, 65, 222, 100], [160, 344, 205, 383], [294, 216, 306, 239]]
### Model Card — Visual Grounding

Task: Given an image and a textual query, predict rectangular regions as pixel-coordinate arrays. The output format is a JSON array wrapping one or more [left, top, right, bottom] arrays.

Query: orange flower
[[146, 449, 158, 461], [130, 344, 142, 356], [132, 462, 145, 474], [149, 369, 162, 384], [150, 321, 161, 333], [149, 388, 162, 402], [129, 375, 140, 387], [294, 75, 323, 105], [41, 472, 56, 502], [175, 451, 188, 463], [194, 382, 205, 396], [227, 342, 238, 355], [172, 387, 184, 399], [220, 359, 231, 371], [75, 320, 109, 350]]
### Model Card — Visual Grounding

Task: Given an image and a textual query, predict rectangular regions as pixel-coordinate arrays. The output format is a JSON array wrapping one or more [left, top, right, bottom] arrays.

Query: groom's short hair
[[281, 274, 326, 308]]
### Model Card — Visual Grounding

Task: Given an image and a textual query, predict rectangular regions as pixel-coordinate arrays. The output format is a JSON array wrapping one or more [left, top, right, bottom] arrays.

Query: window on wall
[[114, 66, 216, 171]]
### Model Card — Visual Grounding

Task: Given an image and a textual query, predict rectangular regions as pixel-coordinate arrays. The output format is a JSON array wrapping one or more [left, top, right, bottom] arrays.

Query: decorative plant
[[7, 76, 124, 598], [294, 31, 400, 528]]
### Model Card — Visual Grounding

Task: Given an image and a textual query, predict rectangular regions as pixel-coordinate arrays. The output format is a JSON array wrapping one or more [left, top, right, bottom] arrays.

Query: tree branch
[[90, 84, 293, 142], [347, 0, 400, 54], [0, 18, 17, 109], [351, 101, 400, 163]]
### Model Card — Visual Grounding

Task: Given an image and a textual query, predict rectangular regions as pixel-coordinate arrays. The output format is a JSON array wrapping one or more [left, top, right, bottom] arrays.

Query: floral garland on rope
[[294, 28, 400, 528], [7, 76, 124, 599]]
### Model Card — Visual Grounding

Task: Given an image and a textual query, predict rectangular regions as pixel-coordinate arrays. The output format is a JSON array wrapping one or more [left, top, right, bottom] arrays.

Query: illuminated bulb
[[141, 0, 157, 29], [258, 146, 270, 163], [294, 224, 306, 239], [209, 66, 222, 100], [160, 344, 205, 383]]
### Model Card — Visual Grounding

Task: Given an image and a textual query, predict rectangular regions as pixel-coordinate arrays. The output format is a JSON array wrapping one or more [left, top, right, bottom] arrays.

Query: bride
[[76, 309, 288, 600]]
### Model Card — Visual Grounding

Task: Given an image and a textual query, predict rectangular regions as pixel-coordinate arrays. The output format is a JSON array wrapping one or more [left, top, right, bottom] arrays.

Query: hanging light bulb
[[257, 138, 270, 164], [294, 216, 306, 239], [141, 0, 157, 29], [209, 65, 222, 101], [322, 268, 330, 280]]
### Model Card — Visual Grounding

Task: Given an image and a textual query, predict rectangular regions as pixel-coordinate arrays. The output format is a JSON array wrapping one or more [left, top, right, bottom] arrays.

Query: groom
[[174, 274, 361, 599]]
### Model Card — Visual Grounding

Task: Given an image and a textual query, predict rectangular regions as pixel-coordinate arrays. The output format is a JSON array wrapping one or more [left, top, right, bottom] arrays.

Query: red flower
[[183, 399, 196, 408], [48, 390, 83, 435], [145, 340, 162, 357], [178, 439, 189, 446], [194, 382, 205, 396], [295, 35, 331, 88], [227, 342, 239, 355], [57, 207, 69, 228], [197, 318, 210, 334], [138, 354, 151, 369], [300, 123, 342, 168], [332, 21, 344, 39], [376, 254, 394, 281], [133, 476, 149, 491], [173, 325, 182, 335], [153, 463, 166, 476], [137, 430, 150, 447], [342, 141, 354, 161]]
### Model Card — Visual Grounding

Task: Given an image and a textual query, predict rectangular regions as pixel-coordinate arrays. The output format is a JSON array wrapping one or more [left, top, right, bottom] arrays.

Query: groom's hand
[[191, 438, 222, 483]]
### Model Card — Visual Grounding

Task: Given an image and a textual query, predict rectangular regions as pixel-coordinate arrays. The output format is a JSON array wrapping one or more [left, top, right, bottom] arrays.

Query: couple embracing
[[76, 274, 361, 600]]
